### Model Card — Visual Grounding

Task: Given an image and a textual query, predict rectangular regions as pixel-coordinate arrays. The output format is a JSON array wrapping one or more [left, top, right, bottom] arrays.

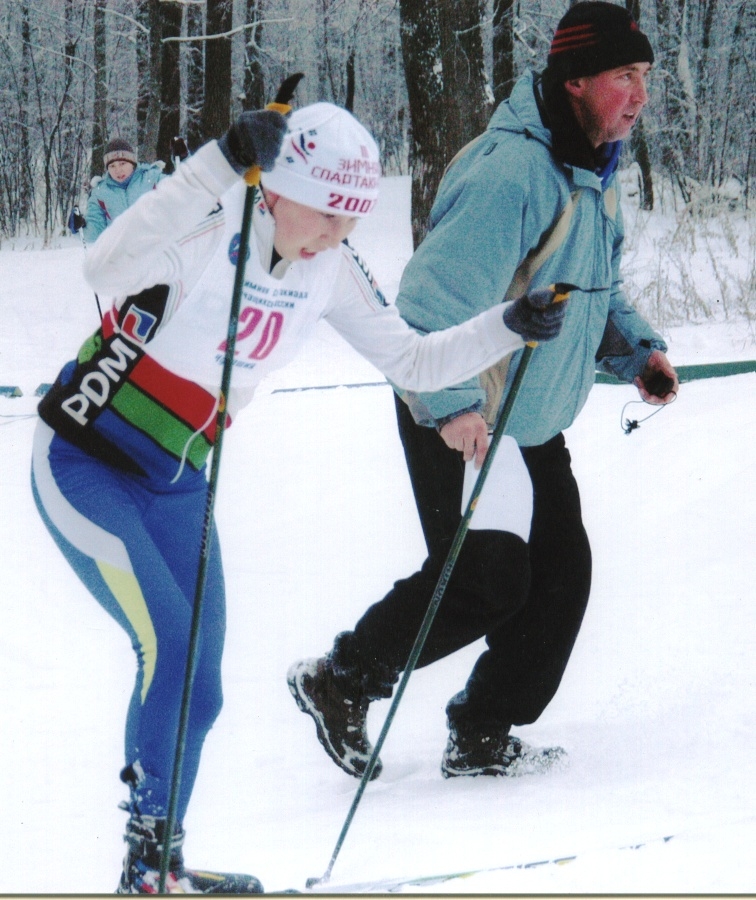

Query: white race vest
[[145, 183, 341, 389]]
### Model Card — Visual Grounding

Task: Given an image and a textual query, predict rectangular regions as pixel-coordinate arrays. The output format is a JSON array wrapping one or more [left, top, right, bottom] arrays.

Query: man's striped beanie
[[547, 1, 654, 81]]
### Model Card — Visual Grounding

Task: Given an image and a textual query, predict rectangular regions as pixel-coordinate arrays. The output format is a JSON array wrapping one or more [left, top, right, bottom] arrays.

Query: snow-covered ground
[[1, 177, 755, 894]]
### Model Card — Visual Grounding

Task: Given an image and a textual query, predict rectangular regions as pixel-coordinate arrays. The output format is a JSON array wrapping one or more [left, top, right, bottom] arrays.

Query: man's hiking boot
[[441, 721, 566, 778], [287, 657, 382, 780]]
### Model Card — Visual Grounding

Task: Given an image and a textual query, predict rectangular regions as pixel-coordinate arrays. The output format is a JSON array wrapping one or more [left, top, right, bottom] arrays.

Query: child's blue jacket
[[84, 163, 164, 243]]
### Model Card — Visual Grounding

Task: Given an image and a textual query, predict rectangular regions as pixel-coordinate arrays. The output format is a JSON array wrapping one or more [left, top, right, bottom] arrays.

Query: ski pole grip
[[525, 283, 571, 348], [243, 102, 292, 187], [551, 282, 572, 304]]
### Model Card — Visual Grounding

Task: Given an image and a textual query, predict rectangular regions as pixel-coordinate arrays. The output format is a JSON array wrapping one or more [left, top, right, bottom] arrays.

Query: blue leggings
[[31, 422, 225, 821]]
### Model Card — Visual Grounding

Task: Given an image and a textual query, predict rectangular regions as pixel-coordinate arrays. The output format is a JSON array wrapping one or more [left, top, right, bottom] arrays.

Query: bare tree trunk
[[399, 0, 490, 247], [243, 0, 265, 110], [345, 49, 355, 112], [136, 0, 161, 161], [317, 0, 332, 101], [492, 0, 515, 105], [58, 0, 84, 224], [399, 0, 442, 248], [60, 0, 76, 206], [156, 1, 183, 169], [717, 0, 748, 188], [626, 0, 653, 209], [695, 0, 718, 183], [200, 0, 233, 142], [91, 0, 108, 179], [630, 118, 654, 211], [136, 1, 148, 148], [186, 1, 204, 152], [19, 2, 33, 221], [655, 0, 690, 202]]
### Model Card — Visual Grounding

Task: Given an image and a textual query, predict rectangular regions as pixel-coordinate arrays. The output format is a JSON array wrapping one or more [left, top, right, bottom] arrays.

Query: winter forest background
[[1, 2, 755, 892], [0, 0, 754, 327]]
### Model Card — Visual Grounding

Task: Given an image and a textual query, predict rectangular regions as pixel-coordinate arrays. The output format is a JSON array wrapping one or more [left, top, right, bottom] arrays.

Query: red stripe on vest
[[129, 354, 224, 441]]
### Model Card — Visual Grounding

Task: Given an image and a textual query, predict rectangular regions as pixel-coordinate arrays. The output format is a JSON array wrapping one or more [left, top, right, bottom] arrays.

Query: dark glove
[[68, 209, 86, 234], [639, 363, 676, 398], [170, 136, 189, 163], [218, 109, 288, 175], [502, 287, 568, 343]]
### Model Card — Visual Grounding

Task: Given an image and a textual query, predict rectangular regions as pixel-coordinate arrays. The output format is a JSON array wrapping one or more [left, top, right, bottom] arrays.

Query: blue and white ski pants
[[31, 421, 225, 822]]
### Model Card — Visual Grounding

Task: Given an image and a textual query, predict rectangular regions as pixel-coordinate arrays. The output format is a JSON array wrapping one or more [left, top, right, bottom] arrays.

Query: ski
[[272, 381, 389, 394], [182, 868, 263, 894], [117, 867, 263, 895], [305, 832, 678, 893]]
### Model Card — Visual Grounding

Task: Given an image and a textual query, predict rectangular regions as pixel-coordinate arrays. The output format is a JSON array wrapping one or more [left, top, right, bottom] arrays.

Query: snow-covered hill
[[1, 177, 754, 893]]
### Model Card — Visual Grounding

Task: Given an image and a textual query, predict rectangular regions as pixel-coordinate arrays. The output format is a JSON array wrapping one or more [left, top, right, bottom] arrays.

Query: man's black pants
[[336, 395, 592, 730]]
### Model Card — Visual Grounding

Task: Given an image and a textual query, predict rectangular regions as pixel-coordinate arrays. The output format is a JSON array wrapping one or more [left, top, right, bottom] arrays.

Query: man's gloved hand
[[502, 287, 568, 343], [68, 209, 86, 234], [218, 109, 288, 175]]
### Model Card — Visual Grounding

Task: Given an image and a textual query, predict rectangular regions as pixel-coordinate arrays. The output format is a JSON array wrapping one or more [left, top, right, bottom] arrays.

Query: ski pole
[[71, 206, 104, 324], [307, 285, 571, 890], [158, 75, 303, 894]]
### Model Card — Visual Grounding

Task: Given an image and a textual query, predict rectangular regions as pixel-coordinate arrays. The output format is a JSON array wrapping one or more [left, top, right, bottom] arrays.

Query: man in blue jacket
[[288, 1, 679, 779]]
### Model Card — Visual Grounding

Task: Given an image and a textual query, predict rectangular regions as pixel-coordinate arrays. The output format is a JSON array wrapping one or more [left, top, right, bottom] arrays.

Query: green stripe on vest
[[111, 382, 212, 469]]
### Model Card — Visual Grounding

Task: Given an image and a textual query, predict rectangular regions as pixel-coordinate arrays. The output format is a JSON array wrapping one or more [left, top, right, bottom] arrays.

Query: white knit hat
[[262, 103, 380, 217]]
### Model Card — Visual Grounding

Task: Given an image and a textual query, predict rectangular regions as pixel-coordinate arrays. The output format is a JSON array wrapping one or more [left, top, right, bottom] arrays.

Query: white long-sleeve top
[[85, 141, 524, 395], [39, 141, 525, 485]]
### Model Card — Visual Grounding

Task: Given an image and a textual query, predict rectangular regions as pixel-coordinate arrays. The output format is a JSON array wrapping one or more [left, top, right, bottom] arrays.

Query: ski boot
[[441, 720, 567, 778], [117, 813, 263, 894], [287, 657, 382, 779]]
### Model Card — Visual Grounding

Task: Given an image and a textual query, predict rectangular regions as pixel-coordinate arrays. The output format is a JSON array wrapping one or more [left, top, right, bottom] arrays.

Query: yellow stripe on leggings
[[96, 560, 157, 704]]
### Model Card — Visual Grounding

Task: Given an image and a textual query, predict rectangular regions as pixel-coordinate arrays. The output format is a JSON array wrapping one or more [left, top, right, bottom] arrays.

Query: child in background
[[69, 138, 164, 243]]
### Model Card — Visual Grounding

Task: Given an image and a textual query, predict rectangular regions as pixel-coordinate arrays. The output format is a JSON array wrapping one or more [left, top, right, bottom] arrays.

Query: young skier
[[31, 101, 567, 892], [287, 3, 679, 783], [69, 138, 165, 243]]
